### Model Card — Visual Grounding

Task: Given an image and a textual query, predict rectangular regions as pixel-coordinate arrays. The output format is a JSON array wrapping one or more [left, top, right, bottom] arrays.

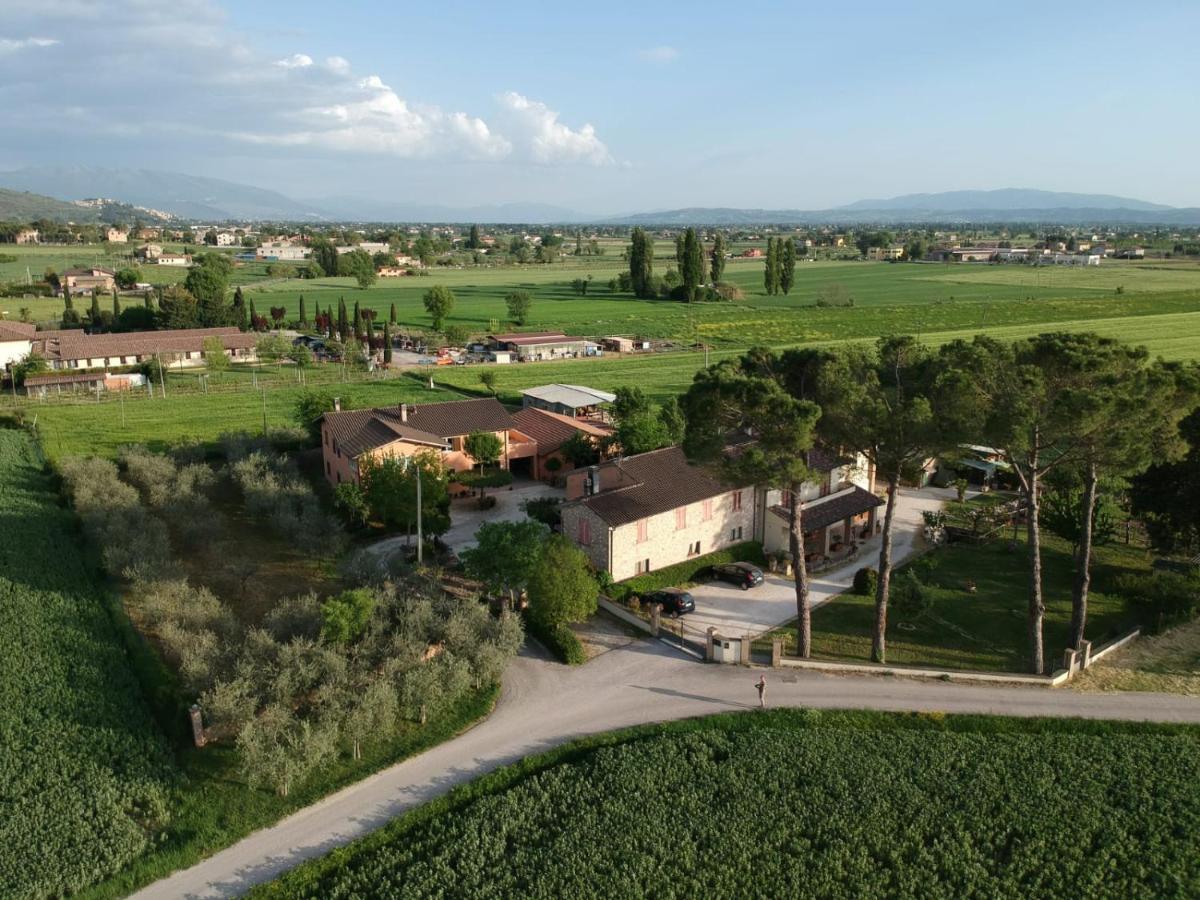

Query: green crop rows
[[0, 428, 176, 898], [263, 710, 1200, 898]]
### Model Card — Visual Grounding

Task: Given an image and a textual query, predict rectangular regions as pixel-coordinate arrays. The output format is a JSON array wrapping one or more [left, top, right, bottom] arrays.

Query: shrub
[[1116, 571, 1200, 633], [891, 571, 932, 617], [522, 496, 562, 528], [525, 616, 586, 665], [853, 567, 878, 596], [611, 542, 766, 602], [476, 495, 497, 511]]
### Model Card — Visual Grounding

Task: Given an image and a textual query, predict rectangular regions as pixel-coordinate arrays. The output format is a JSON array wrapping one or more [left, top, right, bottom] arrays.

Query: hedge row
[[525, 617, 587, 665], [609, 541, 767, 602]]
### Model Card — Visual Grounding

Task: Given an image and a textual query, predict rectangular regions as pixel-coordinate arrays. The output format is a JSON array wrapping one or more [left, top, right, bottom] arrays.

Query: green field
[[7, 247, 1200, 349], [0, 428, 176, 898], [258, 709, 1200, 898]]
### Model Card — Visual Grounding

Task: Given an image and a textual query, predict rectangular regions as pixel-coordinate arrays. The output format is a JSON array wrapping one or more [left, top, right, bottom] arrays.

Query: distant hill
[[0, 167, 327, 221], [610, 189, 1200, 226], [0, 187, 103, 222], [837, 188, 1172, 213]]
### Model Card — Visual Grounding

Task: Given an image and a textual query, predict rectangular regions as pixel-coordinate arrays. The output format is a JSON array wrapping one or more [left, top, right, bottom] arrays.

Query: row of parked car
[[640, 561, 765, 618]]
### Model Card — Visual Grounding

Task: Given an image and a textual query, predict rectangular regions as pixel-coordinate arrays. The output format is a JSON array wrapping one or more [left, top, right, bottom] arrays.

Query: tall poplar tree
[[681, 227, 704, 302], [299, 294, 307, 326], [389, 302, 397, 324], [710, 233, 726, 283], [628, 227, 654, 299], [780, 237, 797, 295]]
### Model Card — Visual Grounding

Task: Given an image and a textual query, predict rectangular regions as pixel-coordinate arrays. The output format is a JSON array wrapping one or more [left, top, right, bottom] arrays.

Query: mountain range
[[1, 167, 1198, 226]]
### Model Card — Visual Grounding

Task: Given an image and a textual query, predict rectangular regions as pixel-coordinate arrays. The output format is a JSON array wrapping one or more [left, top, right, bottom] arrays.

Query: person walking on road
[[755, 675, 767, 709]]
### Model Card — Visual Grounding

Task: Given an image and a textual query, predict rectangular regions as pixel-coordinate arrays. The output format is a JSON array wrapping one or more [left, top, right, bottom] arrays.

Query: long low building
[[27, 326, 259, 371], [489, 331, 602, 362]]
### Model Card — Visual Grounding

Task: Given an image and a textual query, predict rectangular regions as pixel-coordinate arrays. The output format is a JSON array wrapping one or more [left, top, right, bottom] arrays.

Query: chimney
[[588, 464, 600, 495], [400, 403, 409, 423], [333, 396, 341, 412]]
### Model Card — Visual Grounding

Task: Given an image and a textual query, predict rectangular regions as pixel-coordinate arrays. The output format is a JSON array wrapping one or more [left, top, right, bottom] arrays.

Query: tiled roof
[[491, 331, 566, 343], [34, 326, 257, 362], [572, 446, 739, 527], [322, 397, 514, 458], [62, 267, 115, 277], [511, 407, 610, 452], [770, 485, 882, 532], [0, 321, 36, 341], [503, 334, 592, 347], [24, 372, 105, 386]]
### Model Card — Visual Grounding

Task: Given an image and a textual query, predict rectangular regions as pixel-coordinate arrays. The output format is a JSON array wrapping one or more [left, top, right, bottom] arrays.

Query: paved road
[[135, 638, 1200, 899]]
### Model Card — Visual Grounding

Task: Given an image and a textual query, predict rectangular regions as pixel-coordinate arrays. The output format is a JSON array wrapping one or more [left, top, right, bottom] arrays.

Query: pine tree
[[711, 233, 727, 283], [111, 288, 121, 320], [780, 237, 796, 295], [299, 294, 308, 326], [389, 302, 397, 324], [383, 322, 393, 364]]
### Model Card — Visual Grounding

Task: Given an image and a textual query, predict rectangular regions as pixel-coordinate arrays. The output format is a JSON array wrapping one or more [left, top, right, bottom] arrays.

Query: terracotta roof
[[0, 321, 36, 341], [62, 267, 115, 277], [322, 397, 514, 458], [503, 334, 592, 347], [770, 485, 882, 532], [511, 407, 610, 453], [34, 326, 257, 362], [572, 446, 739, 527]]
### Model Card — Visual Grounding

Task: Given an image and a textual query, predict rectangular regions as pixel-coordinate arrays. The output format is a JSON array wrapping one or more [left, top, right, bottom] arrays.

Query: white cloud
[[497, 92, 612, 165], [639, 45, 679, 63], [274, 53, 312, 69], [0, 36, 60, 54], [0, 1, 611, 168]]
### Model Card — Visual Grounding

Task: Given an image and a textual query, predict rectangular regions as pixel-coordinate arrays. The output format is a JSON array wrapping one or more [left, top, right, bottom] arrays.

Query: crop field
[[260, 708, 1200, 898], [7, 247, 1200, 347], [0, 428, 176, 898]]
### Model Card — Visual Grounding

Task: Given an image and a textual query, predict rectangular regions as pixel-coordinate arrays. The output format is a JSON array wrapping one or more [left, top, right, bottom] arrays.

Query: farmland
[[259, 708, 1200, 898], [0, 427, 176, 899]]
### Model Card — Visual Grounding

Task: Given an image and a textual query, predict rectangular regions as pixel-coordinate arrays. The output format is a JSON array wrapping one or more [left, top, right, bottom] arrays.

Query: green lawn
[[766, 531, 1145, 673], [256, 708, 1200, 899]]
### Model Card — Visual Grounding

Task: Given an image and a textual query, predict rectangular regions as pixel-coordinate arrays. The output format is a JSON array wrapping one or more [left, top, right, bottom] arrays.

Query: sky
[[1, 0, 1199, 215]]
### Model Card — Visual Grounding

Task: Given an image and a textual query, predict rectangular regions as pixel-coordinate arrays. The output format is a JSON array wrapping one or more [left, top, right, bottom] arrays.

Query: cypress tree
[[711, 233, 726, 283], [675, 231, 685, 266], [299, 294, 307, 326], [232, 286, 247, 331], [112, 288, 121, 319], [352, 300, 361, 339], [383, 322, 393, 363], [780, 237, 797, 295], [89, 291, 102, 328], [63, 284, 73, 312], [389, 302, 397, 324], [337, 297, 349, 341], [764, 237, 781, 295], [248, 297, 258, 330]]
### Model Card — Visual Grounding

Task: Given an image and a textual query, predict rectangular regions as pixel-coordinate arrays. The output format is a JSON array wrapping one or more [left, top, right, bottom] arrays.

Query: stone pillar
[[741, 635, 753, 666], [706, 627, 716, 662], [771, 638, 782, 668], [650, 602, 661, 637], [1079, 640, 1093, 669], [189, 704, 207, 748], [1062, 648, 1079, 677]]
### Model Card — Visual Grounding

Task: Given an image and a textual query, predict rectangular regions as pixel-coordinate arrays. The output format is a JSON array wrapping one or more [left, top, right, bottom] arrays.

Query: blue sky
[[1, 0, 1198, 213]]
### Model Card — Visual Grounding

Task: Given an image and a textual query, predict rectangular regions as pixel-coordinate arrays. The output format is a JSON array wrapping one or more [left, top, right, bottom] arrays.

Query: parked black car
[[710, 562, 764, 590], [642, 588, 696, 617]]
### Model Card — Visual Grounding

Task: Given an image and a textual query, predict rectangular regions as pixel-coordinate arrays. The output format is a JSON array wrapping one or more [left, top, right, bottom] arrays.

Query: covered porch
[[764, 485, 884, 571]]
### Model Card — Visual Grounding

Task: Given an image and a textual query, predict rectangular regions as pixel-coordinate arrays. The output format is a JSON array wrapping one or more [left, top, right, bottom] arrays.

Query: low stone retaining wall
[[597, 596, 656, 636]]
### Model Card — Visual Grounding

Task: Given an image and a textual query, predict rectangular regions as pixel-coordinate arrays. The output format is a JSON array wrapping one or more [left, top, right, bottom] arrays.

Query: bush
[[476, 495, 497, 511], [523, 496, 562, 528], [611, 542, 766, 602], [1117, 571, 1200, 634], [525, 616, 586, 665], [853, 567, 878, 597], [891, 571, 932, 617]]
